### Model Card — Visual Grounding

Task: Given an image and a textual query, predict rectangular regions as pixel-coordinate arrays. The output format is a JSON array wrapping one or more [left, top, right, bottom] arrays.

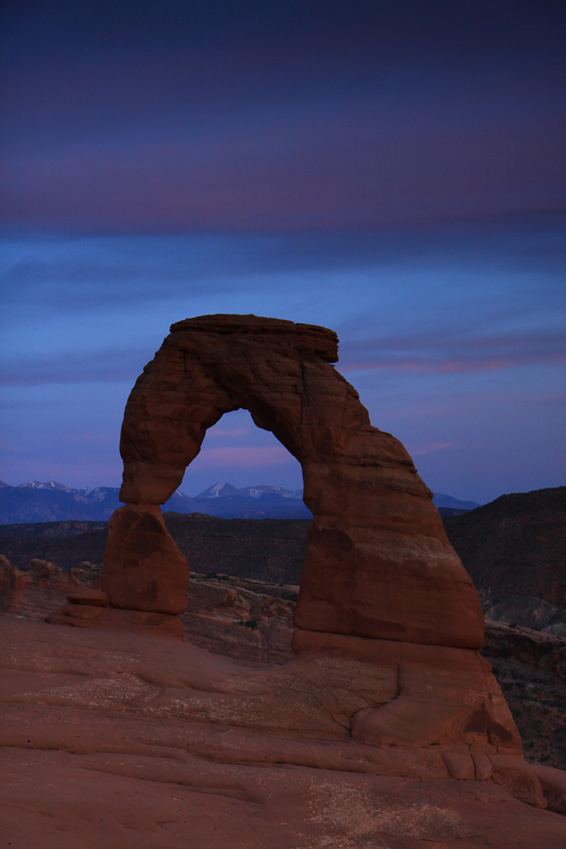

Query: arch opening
[[178, 409, 307, 505], [165, 409, 313, 608]]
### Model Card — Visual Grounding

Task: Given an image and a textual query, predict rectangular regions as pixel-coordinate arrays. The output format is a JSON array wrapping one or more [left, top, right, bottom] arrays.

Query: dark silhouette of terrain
[[443, 487, 566, 635], [0, 515, 309, 580], [1, 488, 564, 626]]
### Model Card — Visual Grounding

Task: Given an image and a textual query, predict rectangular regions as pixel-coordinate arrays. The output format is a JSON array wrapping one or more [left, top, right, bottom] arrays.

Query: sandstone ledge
[[1, 616, 565, 849]]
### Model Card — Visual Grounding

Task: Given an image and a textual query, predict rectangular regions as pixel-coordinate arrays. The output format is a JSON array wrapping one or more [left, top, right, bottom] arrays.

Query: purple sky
[[1, 1, 565, 504]]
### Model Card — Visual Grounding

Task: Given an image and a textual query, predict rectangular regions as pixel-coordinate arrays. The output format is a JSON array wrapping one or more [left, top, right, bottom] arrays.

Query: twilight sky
[[1, 0, 565, 504]]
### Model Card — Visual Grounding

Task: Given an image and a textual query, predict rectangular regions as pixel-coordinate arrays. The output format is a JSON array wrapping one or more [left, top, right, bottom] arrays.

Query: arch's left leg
[[102, 504, 189, 614]]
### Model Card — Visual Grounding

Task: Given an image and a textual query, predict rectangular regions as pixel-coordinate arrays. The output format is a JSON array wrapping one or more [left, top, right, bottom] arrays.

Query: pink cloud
[[3, 95, 564, 234], [195, 445, 291, 468], [343, 352, 566, 376], [340, 331, 566, 377], [205, 427, 251, 439]]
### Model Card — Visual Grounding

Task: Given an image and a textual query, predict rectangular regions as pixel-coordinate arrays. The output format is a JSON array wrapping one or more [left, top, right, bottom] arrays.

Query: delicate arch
[[102, 315, 484, 650]]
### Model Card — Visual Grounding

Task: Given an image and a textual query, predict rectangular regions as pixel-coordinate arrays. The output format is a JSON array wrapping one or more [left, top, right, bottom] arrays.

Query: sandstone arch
[[102, 314, 484, 650]]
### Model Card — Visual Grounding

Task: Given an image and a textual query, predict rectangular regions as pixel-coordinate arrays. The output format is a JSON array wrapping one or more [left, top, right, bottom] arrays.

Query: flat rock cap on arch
[[170, 313, 339, 362]]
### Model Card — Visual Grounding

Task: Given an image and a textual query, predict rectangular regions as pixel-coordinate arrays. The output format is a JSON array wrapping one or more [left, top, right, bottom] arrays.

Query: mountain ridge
[[0, 479, 478, 523]]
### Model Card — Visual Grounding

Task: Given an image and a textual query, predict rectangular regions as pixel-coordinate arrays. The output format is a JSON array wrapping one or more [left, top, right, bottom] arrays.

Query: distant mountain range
[[0, 479, 479, 524]]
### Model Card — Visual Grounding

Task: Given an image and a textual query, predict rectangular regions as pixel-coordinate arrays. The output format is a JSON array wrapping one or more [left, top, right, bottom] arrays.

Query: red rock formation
[[181, 572, 297, 664], [93, 315, 547, 806], [0, 554, 29, 612], [103, 314, 483, 650], [0, 555, 93, 619]]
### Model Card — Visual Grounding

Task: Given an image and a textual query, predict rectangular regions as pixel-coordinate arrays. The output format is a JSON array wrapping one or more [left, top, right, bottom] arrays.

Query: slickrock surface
[[181, 572, 298, 665], [4, 557, 565, 770], [0, 554, 98, 620], [2, 615, 566, 849]]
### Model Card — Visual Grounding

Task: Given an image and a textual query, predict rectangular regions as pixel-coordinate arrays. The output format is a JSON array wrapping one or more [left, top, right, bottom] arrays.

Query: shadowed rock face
[[102, 314, 483, 649]]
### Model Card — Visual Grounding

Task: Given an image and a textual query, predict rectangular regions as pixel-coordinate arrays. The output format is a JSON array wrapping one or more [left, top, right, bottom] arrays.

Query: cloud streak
[[3, 109, 564, 234], [2, 219, 564, 319], [340, 330, 566, 376], [0, 347, 149, 387], [191, 446, 291, 468], [5, 325, 562, 388], [2, 2, 564, 234]]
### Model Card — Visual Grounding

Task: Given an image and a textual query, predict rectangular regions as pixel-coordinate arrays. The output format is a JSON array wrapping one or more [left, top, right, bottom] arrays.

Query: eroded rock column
[[102, 504, 189, 613]]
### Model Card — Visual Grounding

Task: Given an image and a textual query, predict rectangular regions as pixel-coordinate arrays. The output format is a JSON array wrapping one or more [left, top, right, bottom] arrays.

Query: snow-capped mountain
[[196, 482, 241, 499], [196, 482, 303, 501], [240, 485, 303, 500], [0, 480, 310, 522], [189, 482, 310, 517], [0, 481, 194, 524], [0, 479, 479, 523], [17, 480, 73, 492]]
